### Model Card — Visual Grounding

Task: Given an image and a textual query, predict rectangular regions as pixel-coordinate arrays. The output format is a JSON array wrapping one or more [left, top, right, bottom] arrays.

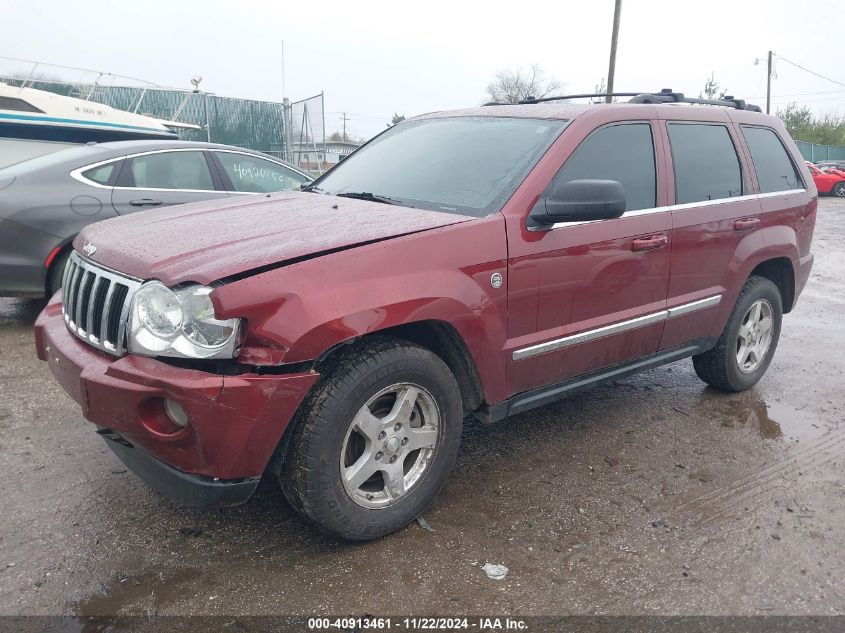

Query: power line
[[769, 94, 845, 104], [340, 112, 350, 141], [775, 55, 845, 90], [749, 88, 845, 100]]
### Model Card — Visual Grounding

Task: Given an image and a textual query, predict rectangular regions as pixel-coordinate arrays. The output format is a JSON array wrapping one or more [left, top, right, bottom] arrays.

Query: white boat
[[0, 82, 199, 168]]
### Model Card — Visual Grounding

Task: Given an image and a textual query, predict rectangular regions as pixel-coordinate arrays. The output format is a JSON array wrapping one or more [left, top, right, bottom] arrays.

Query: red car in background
[[806, 162, 845, 196]]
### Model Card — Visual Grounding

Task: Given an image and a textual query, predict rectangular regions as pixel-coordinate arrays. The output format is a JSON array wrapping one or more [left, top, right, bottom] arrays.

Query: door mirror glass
[[529, 179, 626, 227]]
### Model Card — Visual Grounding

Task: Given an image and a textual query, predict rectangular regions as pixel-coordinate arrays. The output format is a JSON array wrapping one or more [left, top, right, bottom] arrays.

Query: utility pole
[[766, 50, 773, 114], [341, 112, 350, 141], [281, 40, 286, 99], [605, 0, 623, 103]]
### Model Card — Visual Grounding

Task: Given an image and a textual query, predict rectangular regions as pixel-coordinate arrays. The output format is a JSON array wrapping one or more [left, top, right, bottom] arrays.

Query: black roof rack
[[483, 88, 763, 112]]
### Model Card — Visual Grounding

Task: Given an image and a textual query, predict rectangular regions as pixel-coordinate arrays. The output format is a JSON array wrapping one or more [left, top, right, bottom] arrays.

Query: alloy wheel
[[736, 299, 774, 373], [340, 383, 441, 508]]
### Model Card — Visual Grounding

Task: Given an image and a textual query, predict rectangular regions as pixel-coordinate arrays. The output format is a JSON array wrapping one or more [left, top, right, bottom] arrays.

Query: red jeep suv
[[35, 90, 815, 540]]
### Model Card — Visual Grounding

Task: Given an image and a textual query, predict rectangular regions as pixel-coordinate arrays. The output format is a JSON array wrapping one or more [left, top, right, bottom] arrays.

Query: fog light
[[164, 399, 189, 428]]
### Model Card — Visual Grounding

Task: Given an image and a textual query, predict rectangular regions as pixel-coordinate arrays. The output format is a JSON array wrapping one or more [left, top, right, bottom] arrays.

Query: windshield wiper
[[334, 191, 411, 206]]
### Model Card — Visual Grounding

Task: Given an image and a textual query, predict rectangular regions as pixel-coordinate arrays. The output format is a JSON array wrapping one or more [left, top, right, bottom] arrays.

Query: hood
[[74, 192, 474, 286]]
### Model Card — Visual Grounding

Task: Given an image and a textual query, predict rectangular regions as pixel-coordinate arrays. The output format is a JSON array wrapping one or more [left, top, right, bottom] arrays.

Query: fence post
[[283, 98, 292, 163], [203, 92, 211, 143]]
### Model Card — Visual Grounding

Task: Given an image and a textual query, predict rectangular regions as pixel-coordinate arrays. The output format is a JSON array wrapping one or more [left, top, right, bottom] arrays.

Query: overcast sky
[[4, 0, 843, 139]]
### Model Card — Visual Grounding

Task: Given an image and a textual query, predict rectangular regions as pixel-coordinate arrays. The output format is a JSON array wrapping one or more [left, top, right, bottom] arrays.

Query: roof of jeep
[[415, 101, 778, 125], [416, 103, 593, 121]]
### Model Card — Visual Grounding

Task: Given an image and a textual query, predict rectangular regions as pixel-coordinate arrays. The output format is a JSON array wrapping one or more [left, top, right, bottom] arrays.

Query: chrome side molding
[[512, 295, 722, 361]]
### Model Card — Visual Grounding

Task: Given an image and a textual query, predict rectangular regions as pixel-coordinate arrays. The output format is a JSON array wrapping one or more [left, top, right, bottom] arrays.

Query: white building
[[293, 140, 361, 173]]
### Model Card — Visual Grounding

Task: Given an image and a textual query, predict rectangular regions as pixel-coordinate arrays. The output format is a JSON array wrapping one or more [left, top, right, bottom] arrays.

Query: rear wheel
[[833, 182, 845, 197], [47, 249, 70, 297], [693, 276, 782, 392], [281, 339, 463, 540]]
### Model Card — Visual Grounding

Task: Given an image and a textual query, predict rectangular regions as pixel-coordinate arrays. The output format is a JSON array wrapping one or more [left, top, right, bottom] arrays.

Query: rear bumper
[[795, 252, 814, 305], [35, 296, 320, 504]]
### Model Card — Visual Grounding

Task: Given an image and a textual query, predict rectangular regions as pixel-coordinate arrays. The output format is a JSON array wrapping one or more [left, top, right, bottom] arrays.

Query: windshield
[[312, 116, 567, 217]]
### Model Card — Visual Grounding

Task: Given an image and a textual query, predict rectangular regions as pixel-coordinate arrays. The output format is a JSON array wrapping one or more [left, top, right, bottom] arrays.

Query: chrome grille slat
[[61, 259, 76, 297], [115, 288, 132, 353], [89, 277, 111, 343], [61, 252, 142, 356], [99, 280, 117, 345], [78, 271, 96, 333], [66, 263, 83, 324], [106, 284, 129, 349], [73, 270, 88, 330]]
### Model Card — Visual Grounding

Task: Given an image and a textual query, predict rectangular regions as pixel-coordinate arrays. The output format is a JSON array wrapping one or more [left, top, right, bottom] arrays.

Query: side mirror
[[528, 179, 626, 228]]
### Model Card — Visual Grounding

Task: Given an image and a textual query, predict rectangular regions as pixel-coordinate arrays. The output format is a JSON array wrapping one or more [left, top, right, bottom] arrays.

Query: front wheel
[[833, 182, 845, 197], [281, 339, 463, 540], [693, 276, 783, 392]]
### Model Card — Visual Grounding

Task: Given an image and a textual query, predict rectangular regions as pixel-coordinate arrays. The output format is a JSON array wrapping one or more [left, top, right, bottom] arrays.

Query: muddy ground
[[0, 199, 843, 620]]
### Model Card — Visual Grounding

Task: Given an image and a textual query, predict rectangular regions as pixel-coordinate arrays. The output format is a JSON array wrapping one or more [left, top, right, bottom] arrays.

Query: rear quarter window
[[81, 162, 119, 186], [740, 126, 804, 193], [667, 123, 743, 204]]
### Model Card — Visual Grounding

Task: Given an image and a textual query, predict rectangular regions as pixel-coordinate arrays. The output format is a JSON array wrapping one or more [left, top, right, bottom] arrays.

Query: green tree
[[777, 102, 845, 145]]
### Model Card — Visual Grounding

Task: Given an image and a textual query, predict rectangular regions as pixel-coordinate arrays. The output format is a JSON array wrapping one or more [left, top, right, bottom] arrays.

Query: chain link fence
[[795, 140, 845, 163], [289, 93, 326, 174], [1, 57, 325, 169]]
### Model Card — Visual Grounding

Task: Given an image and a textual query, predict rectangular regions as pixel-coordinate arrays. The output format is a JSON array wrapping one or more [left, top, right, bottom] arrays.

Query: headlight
[[128, 282, 241, 359]]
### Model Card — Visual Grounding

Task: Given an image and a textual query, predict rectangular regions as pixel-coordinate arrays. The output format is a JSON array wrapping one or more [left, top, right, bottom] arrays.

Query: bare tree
[[486, 64, 563, 104], [700, 72, 727, 100]]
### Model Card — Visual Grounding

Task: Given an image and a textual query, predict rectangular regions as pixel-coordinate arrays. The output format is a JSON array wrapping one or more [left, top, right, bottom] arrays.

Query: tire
[[280, 339, 463, 541], [693, 276, 783, 392], [47, 249, 70, 297], [833, 182, 845, 197]]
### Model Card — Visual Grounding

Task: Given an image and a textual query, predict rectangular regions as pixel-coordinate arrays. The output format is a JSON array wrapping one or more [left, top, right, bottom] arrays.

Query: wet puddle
[[71, 568, 201, 617], [0, 298, 45, 328], [704, 394, 826, 442]]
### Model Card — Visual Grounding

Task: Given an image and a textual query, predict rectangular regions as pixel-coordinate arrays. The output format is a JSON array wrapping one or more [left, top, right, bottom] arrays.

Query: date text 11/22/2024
[[307, 617, 529, 630]]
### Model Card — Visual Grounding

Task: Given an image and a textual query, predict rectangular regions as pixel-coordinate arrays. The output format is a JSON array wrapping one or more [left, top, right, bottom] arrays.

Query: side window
[[215, 152, 309, 193], [0, 96, 43, 112], [667, 123, 743, 204], [551, 123, 656, 212], [129, 152, 214, 191], [81, 161, 119, 186], [741, 126, 804, 193]]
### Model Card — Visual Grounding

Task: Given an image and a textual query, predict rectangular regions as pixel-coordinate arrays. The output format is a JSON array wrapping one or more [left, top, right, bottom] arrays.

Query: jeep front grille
[[61, 251, 142, 356]]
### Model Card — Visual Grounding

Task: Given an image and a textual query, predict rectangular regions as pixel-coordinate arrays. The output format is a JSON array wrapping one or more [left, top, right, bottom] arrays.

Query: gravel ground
[[0, 199, 843, 620]]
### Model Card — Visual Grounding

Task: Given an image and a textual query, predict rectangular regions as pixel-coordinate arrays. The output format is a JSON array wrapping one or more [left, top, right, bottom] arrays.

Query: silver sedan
[[0, 140, 312, 298]]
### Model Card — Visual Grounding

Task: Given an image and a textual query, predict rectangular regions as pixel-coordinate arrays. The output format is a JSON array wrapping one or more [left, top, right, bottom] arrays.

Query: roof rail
[[482, 88, 763, 112], [481, 93, 642, 106], [628, 88, 763, 112]]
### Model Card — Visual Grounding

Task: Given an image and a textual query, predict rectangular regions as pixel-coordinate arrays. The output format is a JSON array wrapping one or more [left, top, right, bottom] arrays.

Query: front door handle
[[129, 198, 163, 207], [632, 234, 669, 252], [734, 217, 760, 231]]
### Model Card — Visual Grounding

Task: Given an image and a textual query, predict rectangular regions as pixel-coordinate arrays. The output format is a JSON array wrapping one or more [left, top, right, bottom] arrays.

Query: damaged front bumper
[[34, 296, 319, 508]]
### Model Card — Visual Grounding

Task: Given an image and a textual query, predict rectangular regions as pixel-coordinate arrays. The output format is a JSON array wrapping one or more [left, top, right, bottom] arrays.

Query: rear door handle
[[632, 234, 669, 252], [129, 198, 163, 207], [734, 217, 760, 231]]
